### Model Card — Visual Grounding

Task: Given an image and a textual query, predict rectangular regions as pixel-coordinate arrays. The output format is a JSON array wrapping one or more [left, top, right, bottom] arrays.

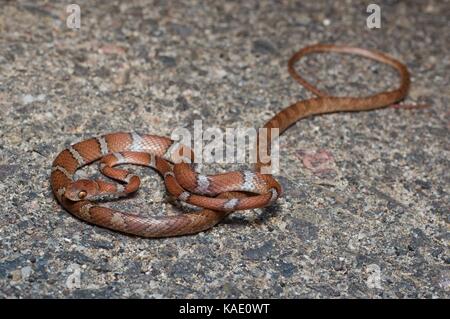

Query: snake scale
[[51, 44, 410, 237]]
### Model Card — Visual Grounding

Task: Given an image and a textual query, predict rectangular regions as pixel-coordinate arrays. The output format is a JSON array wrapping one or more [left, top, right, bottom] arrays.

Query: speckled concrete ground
[[0, 0, 448, 298]]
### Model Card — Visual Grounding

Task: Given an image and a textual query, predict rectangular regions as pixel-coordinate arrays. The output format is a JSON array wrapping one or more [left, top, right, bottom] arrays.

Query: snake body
[[51, 44, 410, 237]]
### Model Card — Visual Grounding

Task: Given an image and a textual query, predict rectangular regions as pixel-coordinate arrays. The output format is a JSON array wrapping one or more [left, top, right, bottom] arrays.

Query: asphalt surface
[[0, 0, 448, 298]]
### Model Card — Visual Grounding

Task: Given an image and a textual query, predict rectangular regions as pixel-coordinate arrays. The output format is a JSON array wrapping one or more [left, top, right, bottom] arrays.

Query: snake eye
[[78, 191, 87, 199]]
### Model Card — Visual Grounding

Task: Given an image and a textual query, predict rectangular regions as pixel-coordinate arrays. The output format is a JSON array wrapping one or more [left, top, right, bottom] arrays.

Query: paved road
[[0, 0, 448, 298]]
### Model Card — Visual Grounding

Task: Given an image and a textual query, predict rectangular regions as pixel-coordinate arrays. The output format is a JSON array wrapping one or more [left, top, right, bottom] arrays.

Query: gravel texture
[[0, 0, 448, 298]]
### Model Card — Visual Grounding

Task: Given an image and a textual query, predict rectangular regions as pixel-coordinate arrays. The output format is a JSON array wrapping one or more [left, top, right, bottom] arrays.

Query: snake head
[[65, 179, 99, 201]]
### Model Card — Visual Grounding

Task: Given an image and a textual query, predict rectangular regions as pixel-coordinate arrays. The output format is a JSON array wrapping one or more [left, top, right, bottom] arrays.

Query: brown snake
[[51, 44, 410, 237]]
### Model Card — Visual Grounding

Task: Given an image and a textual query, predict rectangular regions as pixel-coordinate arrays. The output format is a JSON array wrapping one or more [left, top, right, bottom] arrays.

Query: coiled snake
[[51, 44, 410, 237]]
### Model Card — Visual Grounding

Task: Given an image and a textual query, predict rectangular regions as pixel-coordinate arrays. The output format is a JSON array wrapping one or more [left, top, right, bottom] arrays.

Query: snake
[[50, 44, 410, 238]]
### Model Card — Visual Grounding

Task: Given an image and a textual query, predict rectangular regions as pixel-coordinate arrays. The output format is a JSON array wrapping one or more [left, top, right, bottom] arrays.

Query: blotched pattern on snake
[[51, 44, 411, 237]]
